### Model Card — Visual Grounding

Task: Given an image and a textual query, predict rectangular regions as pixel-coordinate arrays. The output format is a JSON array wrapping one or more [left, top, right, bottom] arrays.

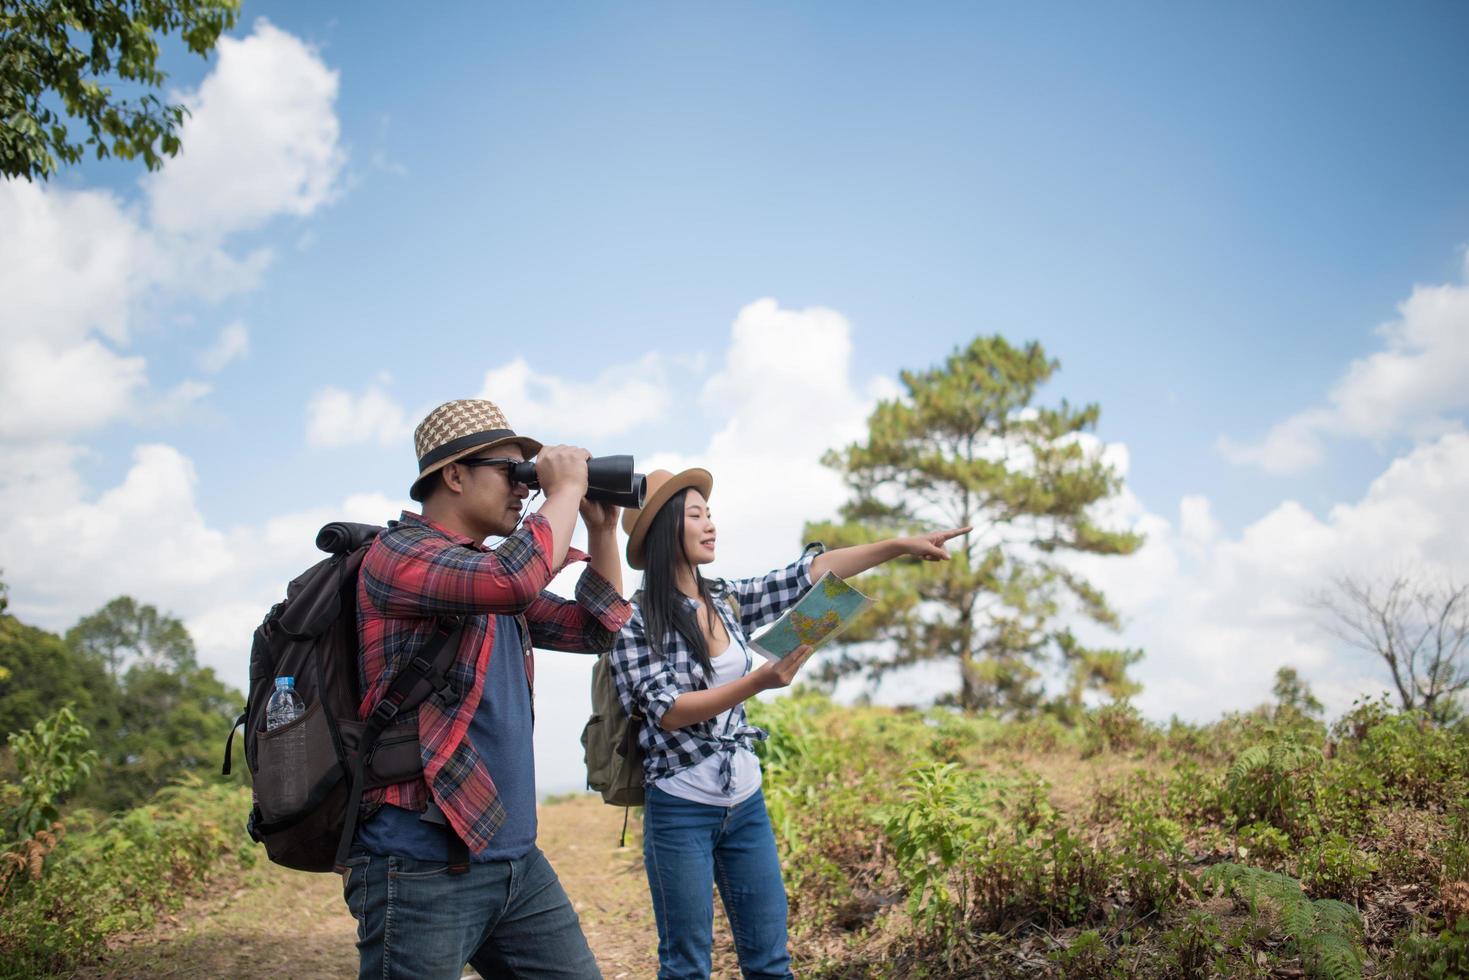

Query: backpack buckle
[[370, 691, 405, 726]]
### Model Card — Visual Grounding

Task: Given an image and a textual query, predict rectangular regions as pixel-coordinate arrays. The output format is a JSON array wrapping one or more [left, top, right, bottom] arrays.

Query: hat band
[[418, 429, 519, 471]]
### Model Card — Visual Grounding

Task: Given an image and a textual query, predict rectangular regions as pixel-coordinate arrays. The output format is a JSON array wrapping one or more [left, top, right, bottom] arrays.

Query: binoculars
[[510, 455, 647, 509]]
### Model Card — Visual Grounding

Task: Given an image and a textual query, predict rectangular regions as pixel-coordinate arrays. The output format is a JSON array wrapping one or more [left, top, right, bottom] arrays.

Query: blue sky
[[4, 2, 1469, 788], [62, 1, 1469, 529]]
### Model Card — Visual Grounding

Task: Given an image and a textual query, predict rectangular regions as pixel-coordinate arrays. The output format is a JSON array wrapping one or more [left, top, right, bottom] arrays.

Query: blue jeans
[[643, 784, 793, 980], [340, 845, 600, 979]]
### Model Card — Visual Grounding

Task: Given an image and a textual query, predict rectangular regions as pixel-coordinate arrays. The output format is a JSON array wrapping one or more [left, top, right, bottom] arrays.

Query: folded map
[[749, 571, 872, 661]]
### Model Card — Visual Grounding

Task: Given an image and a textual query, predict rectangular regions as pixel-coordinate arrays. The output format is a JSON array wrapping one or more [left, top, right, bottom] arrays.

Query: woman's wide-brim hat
[[409, 399, 543, 502], [621, 467, 713, 570]]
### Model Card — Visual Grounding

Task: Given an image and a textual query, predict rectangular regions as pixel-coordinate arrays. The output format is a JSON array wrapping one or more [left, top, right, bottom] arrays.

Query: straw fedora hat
[[409, 399, 544, 502], [621, 467, 713, 570]]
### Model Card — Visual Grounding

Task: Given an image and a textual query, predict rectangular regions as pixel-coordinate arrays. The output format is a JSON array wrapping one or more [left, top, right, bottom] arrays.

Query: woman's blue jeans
[[642, 784, 794, 980]]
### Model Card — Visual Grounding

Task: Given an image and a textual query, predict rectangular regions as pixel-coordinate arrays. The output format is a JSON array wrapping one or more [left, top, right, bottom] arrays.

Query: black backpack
[[222, 522, 466, 873]]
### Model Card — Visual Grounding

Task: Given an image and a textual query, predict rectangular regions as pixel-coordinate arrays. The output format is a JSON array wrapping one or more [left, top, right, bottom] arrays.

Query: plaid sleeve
[[362, 514, 556, 618], [724, 542, 826, 636], [525, 563, 632, 653], [610, 609, 681, 728]]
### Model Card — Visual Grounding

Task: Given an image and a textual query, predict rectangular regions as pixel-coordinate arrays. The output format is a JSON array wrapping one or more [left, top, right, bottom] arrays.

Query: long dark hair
[[640, 487, 719, 677]]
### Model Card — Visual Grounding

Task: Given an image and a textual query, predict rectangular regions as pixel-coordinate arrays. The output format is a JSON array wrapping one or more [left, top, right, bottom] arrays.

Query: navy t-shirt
[[357, 614, 537, 861]]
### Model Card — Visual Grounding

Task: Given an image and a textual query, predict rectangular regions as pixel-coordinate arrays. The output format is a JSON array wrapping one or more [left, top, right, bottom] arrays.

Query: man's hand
[[903, 525, 972, 562], [752, 645, 815, 691], [579, 498, 620, 535], [536, 445, 591, 500]]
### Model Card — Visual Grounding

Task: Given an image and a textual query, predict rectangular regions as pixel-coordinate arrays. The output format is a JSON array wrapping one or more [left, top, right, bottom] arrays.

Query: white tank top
[[652, 627, 763, 807]]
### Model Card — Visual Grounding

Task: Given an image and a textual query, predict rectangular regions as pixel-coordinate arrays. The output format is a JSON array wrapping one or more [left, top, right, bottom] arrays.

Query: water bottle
[[265, 676, 308, 813]]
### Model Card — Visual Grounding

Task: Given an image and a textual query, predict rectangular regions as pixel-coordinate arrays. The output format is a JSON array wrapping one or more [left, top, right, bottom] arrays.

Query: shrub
[[0, 777, 254, 977], [1163, 759, 1224, 824], [883, 762, 1001, 944], [1048, 928, 1115, 979], [1204, 863, 1365, 980], [1116, 806, 1190, 914], [1223, 736, 1322, 835], [1237, 822, 1293, 869], [1037, 826, 1112, 927], [1339, 710, 1469, 808], [1437, 805, 1469, 883], [1161, 909, 1228, 977], [1297, 833, 1377, 903], [1082, 701, 1152, 757], [1, 704, 99, 841], [1387, 918, 1469, 979]]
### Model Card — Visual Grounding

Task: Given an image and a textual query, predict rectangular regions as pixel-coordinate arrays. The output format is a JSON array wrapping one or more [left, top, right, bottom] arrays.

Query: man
[[342, 398, 629, 979]]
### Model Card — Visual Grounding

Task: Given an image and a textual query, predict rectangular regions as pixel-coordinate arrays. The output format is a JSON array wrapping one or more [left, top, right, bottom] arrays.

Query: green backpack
[[581, 652, 645, 808]]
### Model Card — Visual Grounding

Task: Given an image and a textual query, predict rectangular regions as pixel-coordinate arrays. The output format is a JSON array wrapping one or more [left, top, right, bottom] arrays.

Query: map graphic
[[750, 571, 872, 661]]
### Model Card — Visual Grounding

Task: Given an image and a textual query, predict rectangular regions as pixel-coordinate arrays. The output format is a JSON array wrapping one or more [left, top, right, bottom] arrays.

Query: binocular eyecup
[[510, 454, 647, 509]]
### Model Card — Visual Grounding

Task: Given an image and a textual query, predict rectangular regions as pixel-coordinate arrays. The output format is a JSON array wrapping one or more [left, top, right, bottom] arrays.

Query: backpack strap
[[221, 710, 247, 776], [333, 617, 467, 874], [615, 705, 644, 848]]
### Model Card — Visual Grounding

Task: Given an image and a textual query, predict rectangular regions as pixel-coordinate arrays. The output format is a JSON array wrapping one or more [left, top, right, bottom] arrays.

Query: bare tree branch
[[1314, 573, 1469, 724]]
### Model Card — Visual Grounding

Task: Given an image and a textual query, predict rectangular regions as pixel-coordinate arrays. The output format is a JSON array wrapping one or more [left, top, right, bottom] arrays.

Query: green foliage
[[1331, 702, 1468, 808], [93, 659, 241, 809], [1115, 805, 1190, 914], [1080, 700, 1152, 757], [1237, 821, 1293, 868], [1436, 805, 1469, 883], [1273, 666, 1325, 720], [1388, 918, 1469, 979], [1053, 630, 1144, 724], [1161, 909, 1229, 976], [1204, 863, 1365, 979], [0, 609, 116, 742], [1048, 928, 1117, 978], [1297, 833, 1377, 903], [2, 598, 243, 813], [0, 0, 240, 180], [0, 777, 254, 977], [1, 705, 99, 842], [883, 762, 1000, 942], [66, 595, 199, 677], [1036, 825, 1111, 927], [1224, 735, 1322, 834], [752, 692, 1459, 976], [806, 335, 1142, 713]]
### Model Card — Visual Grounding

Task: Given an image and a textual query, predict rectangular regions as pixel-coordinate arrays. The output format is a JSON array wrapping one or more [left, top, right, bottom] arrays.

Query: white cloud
[[478, 354, 673, 442], [0, 439, 405, 688], [1084, 430, 1469, 721], [146, 18, 344, 237], [0, 19, 344, 443], [305, 386, 412, 448], [1221, 250, 1469, 473], [0, 180, 153, 348], [0, 338, 147, 440], [199, 321, 250, 372], [632, 298, 880, 581]]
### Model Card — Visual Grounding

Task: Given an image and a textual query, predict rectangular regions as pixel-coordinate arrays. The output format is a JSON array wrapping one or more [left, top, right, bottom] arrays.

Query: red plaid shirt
[[355, 510, 631, 854]]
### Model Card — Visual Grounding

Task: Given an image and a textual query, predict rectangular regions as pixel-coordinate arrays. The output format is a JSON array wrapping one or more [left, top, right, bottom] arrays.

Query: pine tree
[[805, 336, 1142, 713]]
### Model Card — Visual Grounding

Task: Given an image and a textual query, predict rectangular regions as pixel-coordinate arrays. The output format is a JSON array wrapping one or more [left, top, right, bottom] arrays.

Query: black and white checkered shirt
[[610, 544, 824, 785]]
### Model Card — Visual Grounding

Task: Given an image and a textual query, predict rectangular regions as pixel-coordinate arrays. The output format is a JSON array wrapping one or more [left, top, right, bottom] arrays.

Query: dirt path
[[78, 796, 745, 978]]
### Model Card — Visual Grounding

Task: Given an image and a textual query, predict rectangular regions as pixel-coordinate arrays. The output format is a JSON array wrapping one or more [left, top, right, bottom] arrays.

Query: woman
[[610, 468, 968, 979]]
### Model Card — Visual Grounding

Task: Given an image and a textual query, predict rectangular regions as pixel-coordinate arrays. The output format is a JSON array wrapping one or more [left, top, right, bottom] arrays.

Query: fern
[[1203, 863, 1364, 980], [1226, 745, 1272, 784], [1224, 736, 1323, 832]]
